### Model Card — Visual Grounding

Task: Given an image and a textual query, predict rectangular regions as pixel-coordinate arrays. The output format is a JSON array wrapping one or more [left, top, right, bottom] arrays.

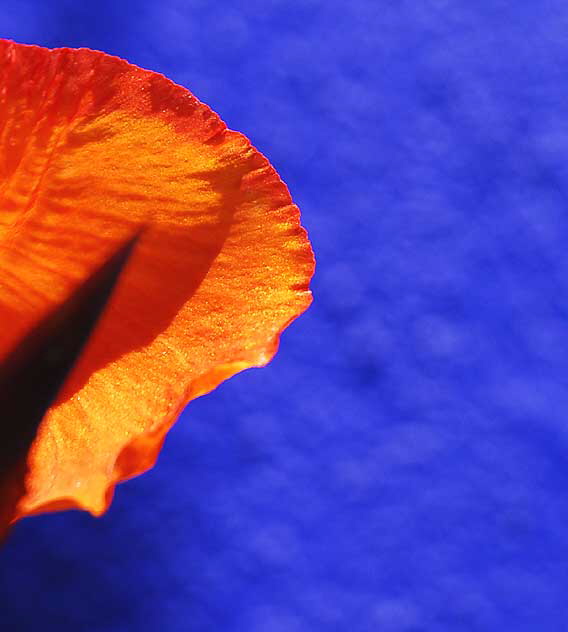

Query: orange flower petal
[[0, 40, 314, 522]]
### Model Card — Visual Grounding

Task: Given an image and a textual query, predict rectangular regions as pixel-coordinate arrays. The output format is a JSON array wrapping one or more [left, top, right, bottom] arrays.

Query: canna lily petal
[[0, 40, 314, 523]]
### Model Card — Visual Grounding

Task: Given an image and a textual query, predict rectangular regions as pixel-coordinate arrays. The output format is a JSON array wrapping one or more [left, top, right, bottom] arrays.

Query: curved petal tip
[[0, 39, 314, 526]]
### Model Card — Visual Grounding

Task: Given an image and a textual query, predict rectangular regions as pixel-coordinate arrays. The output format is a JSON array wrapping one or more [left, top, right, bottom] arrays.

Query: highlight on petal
[[0, 39, 314, 524]]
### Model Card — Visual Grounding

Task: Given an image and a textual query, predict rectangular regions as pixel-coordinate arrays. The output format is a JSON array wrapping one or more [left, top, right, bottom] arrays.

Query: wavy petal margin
[[0, 40, 314, 524]]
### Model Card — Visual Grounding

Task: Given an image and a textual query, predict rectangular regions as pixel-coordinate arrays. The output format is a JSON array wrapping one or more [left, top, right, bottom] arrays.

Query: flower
[[0, 39, 314, 528]]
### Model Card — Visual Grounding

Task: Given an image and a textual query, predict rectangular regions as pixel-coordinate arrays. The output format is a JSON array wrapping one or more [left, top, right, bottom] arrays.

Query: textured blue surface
[[1, 1, 568, 630]]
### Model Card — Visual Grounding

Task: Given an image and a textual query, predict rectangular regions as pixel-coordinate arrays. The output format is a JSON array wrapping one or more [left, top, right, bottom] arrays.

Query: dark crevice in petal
[[0, 231, 141, 533]]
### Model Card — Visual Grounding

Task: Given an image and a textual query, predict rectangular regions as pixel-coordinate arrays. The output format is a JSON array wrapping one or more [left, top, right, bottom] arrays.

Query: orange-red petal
[[0, 40, 314, 521]]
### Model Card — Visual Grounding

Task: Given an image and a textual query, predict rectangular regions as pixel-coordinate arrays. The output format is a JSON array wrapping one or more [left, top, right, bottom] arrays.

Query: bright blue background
[[1, 2, 568, 630]]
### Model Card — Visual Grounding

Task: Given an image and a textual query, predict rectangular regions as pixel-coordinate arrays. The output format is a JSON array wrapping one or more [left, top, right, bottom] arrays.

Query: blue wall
[[2, 2, 568, 630]]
